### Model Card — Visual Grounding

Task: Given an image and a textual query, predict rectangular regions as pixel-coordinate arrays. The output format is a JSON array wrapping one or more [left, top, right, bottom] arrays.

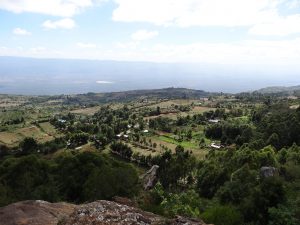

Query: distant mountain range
[[255, 85, 300, 94], [73, 87, 211, 103], [0, 56, 299, 95]]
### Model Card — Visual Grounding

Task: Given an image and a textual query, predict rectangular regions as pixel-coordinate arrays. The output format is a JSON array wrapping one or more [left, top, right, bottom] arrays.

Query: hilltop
[[255, 85, 300, 94]]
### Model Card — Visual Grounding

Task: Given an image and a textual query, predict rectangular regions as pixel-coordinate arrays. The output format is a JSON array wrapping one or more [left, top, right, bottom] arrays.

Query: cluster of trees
[[204, 103, 300, 150], [49, 105, 148, 151], [253, 103, 300, 150], [14, 137, 66, 156], [142, 144, 300, 225], [2, 116, 24, 126], [0, 151, 139, 206], [154, 146, 196, 190], [67, 132, 89, 148], [205, 122, 253, 146], [110, 142, 133, 159], [149, 117, 173, 132]]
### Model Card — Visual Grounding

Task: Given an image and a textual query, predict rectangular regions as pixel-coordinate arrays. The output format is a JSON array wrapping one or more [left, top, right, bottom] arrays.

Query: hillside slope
[[255, 85, 300, 94]]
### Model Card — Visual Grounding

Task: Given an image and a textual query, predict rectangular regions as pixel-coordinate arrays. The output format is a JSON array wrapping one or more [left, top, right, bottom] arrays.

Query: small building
[[208, 119, 220, 123], [143, 129, 149, 133], [210, 143, 221, 149]]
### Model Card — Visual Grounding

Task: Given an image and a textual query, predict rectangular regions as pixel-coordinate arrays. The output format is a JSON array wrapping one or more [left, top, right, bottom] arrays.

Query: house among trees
[[208, 119, 220, 123], [210, 142, 221, 149]]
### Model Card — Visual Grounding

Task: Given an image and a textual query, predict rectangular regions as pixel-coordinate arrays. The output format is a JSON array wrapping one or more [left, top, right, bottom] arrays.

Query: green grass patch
[[157, 135, 199, 149]]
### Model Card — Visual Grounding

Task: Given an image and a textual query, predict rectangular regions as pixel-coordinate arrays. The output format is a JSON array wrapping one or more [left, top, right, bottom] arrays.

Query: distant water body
[[0, 57, 299, 95]]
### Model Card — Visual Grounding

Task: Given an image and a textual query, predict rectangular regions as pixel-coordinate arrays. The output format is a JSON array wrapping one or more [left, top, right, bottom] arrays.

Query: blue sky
[[1, 0, 300, 66]]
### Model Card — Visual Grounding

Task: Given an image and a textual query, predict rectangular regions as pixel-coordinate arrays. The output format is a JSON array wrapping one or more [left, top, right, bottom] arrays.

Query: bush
[[201, 205, 243, 225], [0, 152, 139, 206]]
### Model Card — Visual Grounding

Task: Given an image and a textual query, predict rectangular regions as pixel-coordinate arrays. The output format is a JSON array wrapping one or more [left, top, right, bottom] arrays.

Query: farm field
[[71, 106, 101, 115], [0, 123, 58, 147]]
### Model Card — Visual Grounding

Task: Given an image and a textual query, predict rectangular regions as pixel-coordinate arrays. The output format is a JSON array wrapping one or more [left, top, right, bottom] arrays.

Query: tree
[[268, 205, 298, 225], [19, 137, 38, 155], [267, 133, 280, 150], [110, 142, 133, 159], [201, 205, 243, 225], [157, 146, 196, 190]]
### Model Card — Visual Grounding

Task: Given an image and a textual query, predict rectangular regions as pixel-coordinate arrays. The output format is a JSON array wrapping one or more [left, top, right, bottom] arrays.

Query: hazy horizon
[[0, 56, 299, 95]]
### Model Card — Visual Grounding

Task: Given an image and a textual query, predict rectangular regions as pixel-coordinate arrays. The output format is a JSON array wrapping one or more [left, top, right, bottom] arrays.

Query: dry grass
[[0, 125, 58, 147], [39, 122, 57, 135], [0, 132, 23, 146], [71, 106, 101, 115], [144, 106, 215, 121], [17, 126, 54, 143], [128, 135, 208, 160]]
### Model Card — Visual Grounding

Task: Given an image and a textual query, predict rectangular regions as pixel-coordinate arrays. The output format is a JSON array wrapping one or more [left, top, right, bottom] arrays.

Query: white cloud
[[113, 0, 281, 27], [13, 28, 31, 36], [96, 80, 114, 84], [30, 47, 46, 54], [286, 0, 300, 9], [2, 38, 300, 67], [112, 0, 300, 36], [131, 29, 158, 41], [249, 14, 300, 36], [97, 38, 300, 66], [77, 42, 97, 48], [0, 46, 62, 58], [115, 41, 139, 49], [42, 18, 76, 29], [0, 0, 94, 17]]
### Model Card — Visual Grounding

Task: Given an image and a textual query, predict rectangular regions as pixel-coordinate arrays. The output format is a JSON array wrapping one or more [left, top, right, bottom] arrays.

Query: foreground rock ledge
[[0, 200, 206, 225]]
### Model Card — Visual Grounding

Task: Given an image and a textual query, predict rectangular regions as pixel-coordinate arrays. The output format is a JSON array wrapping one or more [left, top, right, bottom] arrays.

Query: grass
[[144, 105, 215, 121], [0, 124, 59, 147], [70, 106, 101, 115], [128, 142, 159, 157], [157, 135, 199, 149], [17, 126, 54, 143], [39, 122, 57, 135], [0, 132, 23, 147]]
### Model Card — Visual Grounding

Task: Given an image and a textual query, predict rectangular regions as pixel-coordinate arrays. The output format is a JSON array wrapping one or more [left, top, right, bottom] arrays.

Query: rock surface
[[0, 200, 206, 225], [260, 166, 278, 178], [142, 165, 159, 190], [0, 200, 76, 225], [64, 200, 162, 225]]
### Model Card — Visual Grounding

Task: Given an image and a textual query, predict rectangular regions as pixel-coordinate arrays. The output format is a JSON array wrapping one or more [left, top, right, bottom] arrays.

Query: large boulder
[[0, 200, 76, 225], [141, 165, 160, 190], [63, 200, 162, 225], [0, 200, 207, 225], [260, 166, 278, 178]]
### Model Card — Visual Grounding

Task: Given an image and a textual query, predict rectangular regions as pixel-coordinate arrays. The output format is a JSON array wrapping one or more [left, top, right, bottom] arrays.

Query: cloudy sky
[[1, 0, 300, 66]]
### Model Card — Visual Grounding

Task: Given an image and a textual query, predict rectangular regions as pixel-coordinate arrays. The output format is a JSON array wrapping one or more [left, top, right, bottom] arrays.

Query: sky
[[1, 0, 300, 66]]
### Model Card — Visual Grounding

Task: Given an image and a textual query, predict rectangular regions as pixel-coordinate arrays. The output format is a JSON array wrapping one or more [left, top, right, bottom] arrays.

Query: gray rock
[[142, 165, 159, 190], [0, 200, 207, 225], [260, 167, 278, 178]]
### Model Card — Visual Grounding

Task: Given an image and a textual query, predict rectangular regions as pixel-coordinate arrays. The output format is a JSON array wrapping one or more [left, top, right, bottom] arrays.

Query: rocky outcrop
[[260, 166, 278, 178], [0, 200, 207, 225], [142, 165, 159, 190], [0, 200, 76, 225], [63, 200, 162, 225]]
